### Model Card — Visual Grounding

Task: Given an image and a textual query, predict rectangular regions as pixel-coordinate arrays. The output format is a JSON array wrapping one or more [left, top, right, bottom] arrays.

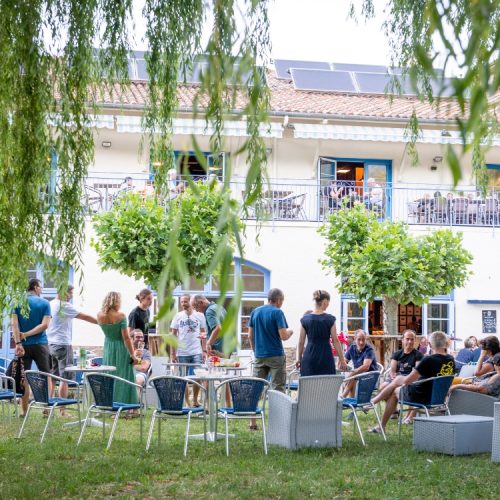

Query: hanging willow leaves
[[354, 0, 500, 191]]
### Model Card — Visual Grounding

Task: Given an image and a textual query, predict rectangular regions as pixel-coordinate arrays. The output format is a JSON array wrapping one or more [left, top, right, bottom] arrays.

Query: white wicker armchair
[[448, 389, 498, 417], [267, 375, 344, 450]]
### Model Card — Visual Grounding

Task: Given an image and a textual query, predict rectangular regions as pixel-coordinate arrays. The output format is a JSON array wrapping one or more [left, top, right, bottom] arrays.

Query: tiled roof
[[98, 70, 497, 123]]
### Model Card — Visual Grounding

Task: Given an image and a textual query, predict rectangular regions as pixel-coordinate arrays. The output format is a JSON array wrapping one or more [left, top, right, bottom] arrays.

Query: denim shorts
[[177, 353, 203, 375]]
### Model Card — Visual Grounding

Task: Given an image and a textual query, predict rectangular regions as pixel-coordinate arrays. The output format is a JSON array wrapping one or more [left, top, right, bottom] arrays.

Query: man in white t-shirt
[[47, 285, 97, 399], [170, 294, 206, 406]]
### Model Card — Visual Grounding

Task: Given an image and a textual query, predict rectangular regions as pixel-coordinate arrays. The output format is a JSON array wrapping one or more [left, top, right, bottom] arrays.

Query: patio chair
[[285, 368, 299, 396], [483, 198, 499, 225], [146, 375, 206, 456], [18, 370, 81, 443], [452, 198, 469, 225], [267, 375, 344, 449], [398, 375, 454, 437], [77, 373, 144, 449], [448, 389, 498, 418], [0, 373, 20, 419], [0, 356, 11, 374], [88, 357, 103, 367], [216, 377, 270, 456], [342, 371, 386, 446]]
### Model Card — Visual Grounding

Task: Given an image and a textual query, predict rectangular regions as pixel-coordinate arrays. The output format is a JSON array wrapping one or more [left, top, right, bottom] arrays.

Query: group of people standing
[[12, 280, 154, 414]]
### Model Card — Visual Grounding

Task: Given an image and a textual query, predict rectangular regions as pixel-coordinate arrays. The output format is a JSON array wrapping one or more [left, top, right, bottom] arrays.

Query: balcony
[[79, 173, 500, 228]]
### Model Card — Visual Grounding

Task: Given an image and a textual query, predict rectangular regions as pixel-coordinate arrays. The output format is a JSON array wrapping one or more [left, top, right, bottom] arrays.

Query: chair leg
[[352, 409, 365, 446], [372, 405, 387, 442], [398, 403, 403, 439], [107, 409, 121, 449], [184, 411, 192, 457], [225, 414, 229, 456], [261, 413, 268, 455], [158, 416, 161, 446], [18, 402, 34, 439], [41, 405, 56, 444], [77, 406, 93, 446], [146, 412, 157, 451]]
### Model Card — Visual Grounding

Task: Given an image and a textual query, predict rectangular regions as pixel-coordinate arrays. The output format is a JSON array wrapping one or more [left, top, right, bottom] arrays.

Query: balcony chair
[[483, 198, 499, 225], [216, 377, 270, 455], [18, 370, 81, 443], [398, 375, 454, 437], [77, 373, 144, 449], [452, 198, 469, 225], [146, 375, 206, 456]]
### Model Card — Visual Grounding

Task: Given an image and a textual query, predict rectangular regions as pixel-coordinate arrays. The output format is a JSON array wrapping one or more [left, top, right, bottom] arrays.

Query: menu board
[[482, 310, 497, 334]]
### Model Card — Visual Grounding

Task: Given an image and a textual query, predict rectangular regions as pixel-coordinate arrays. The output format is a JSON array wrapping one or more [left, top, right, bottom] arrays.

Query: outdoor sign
[[482, 310, 497, 334]]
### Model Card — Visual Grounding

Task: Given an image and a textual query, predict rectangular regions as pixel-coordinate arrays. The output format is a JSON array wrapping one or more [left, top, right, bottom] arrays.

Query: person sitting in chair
[[369, 330, 455, 434], [131, 329, 152, 389], [450, 353, 500, 398], [341, 329, 378, 398]]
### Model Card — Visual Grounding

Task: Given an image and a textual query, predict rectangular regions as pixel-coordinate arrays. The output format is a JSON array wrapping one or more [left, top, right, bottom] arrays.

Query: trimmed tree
[[319, 204, 473, 335], [92, 183, 241, 349]]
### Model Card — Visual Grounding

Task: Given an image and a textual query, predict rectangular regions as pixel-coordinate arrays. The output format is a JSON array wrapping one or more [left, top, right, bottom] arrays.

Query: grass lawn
[[0, 409, 498, 499]]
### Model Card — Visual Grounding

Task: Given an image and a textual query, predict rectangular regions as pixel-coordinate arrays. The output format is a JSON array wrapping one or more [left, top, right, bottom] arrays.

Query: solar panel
[[136, 59, 148, 80], [274, 59, 330, 79], [291, 69, 356, 92], [333, 62, 388, 74]]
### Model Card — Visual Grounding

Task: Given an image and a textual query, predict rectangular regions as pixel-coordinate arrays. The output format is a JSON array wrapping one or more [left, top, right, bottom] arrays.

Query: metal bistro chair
[[285, 368, 299, 396], [146, 375, 207, 456], [398, 375, 454, 437], [0, 356, 11, 374], [18, 371, 81, 443], [216, 377, 270, 456], [342, 371, 386, 446], [0, 373, 20, 419], [77, 373, 144, 449]]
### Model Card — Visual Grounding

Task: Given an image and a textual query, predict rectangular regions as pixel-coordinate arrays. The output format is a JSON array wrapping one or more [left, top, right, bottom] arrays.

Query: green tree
[[92, 183, 241, 347], [0, 0, 497, 313], [319, 204, 473, 335]]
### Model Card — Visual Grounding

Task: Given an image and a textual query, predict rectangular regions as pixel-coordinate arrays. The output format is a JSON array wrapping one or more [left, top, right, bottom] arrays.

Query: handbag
[[5, 356, 26, 395]]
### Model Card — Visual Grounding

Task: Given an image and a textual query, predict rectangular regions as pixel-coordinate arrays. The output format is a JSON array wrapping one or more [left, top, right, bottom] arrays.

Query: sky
[[268, 0, 392, 66], [130, 0, 393, 66]]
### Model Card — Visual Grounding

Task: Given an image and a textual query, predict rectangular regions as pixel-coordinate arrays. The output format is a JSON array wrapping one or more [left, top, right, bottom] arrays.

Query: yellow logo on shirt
[[437, 361, 454, 376]]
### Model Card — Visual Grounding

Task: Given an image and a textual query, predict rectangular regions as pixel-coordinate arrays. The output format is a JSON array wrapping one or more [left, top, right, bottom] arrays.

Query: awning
[[115, 115, 283, 138], [293, 123, 500, 146]]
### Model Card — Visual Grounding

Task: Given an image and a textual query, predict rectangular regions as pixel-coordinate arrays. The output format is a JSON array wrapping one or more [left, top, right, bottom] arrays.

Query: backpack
[[5, 357, 26, 396]]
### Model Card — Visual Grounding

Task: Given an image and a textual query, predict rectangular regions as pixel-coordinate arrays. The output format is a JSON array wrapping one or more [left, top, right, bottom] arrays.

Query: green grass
[[0, 409, 498, 499]]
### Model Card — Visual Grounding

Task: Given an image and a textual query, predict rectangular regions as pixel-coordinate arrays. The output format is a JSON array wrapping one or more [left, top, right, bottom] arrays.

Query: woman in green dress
[[98, 291, 139, 404]]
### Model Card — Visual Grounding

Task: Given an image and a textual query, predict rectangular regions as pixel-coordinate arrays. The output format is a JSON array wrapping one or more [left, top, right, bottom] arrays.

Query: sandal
[[248, 424, 259, 431], [368, 427, 382, 434], [402, 417, 413, 425]]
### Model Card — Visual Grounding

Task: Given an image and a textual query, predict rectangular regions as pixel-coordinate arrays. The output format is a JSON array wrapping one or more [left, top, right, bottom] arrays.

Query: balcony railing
[[78, 173, 500, 228]]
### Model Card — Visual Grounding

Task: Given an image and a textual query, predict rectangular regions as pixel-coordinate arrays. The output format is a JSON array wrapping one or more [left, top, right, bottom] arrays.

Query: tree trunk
[[382, 296, 399, 336]]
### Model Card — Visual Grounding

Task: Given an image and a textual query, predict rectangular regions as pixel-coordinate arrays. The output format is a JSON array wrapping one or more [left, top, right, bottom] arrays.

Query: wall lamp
[[101, 141, 112, 148]]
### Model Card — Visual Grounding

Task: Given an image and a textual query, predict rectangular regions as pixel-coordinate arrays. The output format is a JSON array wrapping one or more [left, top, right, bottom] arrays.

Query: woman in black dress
[[296, 290, 348, 376]]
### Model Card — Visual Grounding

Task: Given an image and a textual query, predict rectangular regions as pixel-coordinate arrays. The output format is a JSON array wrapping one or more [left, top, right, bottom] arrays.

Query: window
[[172, 258, 270, 352], [426, 303, 450, 335], [341, 299, 367, 334]]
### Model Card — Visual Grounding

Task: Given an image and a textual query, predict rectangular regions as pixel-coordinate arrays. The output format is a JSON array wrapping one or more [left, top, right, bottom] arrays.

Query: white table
[[64, 365, 116, 428], [163, 362, 202, 377], [187, 373, 238, 442]]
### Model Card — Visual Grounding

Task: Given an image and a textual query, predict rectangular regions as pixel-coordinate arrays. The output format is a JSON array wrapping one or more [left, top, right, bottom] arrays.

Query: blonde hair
[[102, 291, 121, 313]]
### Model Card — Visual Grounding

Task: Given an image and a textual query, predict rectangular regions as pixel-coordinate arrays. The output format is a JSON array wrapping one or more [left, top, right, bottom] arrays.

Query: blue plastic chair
[[398, 375, 454, 436], [88, 357, 103, 367], [146, 375, 207, 455], [0, 357, 11, 374], [77, 372, 144, 449], [216, 377, 270, 456], [342, 371, 386, 446], [0, 373, 20, 419], [18, 371, 81, 443]]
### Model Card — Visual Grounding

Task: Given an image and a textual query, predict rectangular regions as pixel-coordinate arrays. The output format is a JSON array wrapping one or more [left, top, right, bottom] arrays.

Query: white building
[[1, 60, 499, 361]]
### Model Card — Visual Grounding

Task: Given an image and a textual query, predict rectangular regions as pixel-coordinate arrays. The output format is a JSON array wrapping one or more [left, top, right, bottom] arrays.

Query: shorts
[[135, 371, 148, 386], [49, 344, 75, 379], [22, 344, 51, 373], [400, 384, 429, 405], [177, 354, 203, 375], [253, 355, 286, 393]]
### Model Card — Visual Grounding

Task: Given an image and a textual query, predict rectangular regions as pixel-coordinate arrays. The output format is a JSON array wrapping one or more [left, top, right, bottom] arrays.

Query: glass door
[[365, 161, 391, 218], [317, 157, 336, 219], [341, 300, 368, 335]]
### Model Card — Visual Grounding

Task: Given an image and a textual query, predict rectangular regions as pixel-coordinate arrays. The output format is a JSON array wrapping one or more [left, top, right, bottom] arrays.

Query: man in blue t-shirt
[[249, 288, 293, 393], [342, 329, 378, 398], [12, 278, 52, 415]]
